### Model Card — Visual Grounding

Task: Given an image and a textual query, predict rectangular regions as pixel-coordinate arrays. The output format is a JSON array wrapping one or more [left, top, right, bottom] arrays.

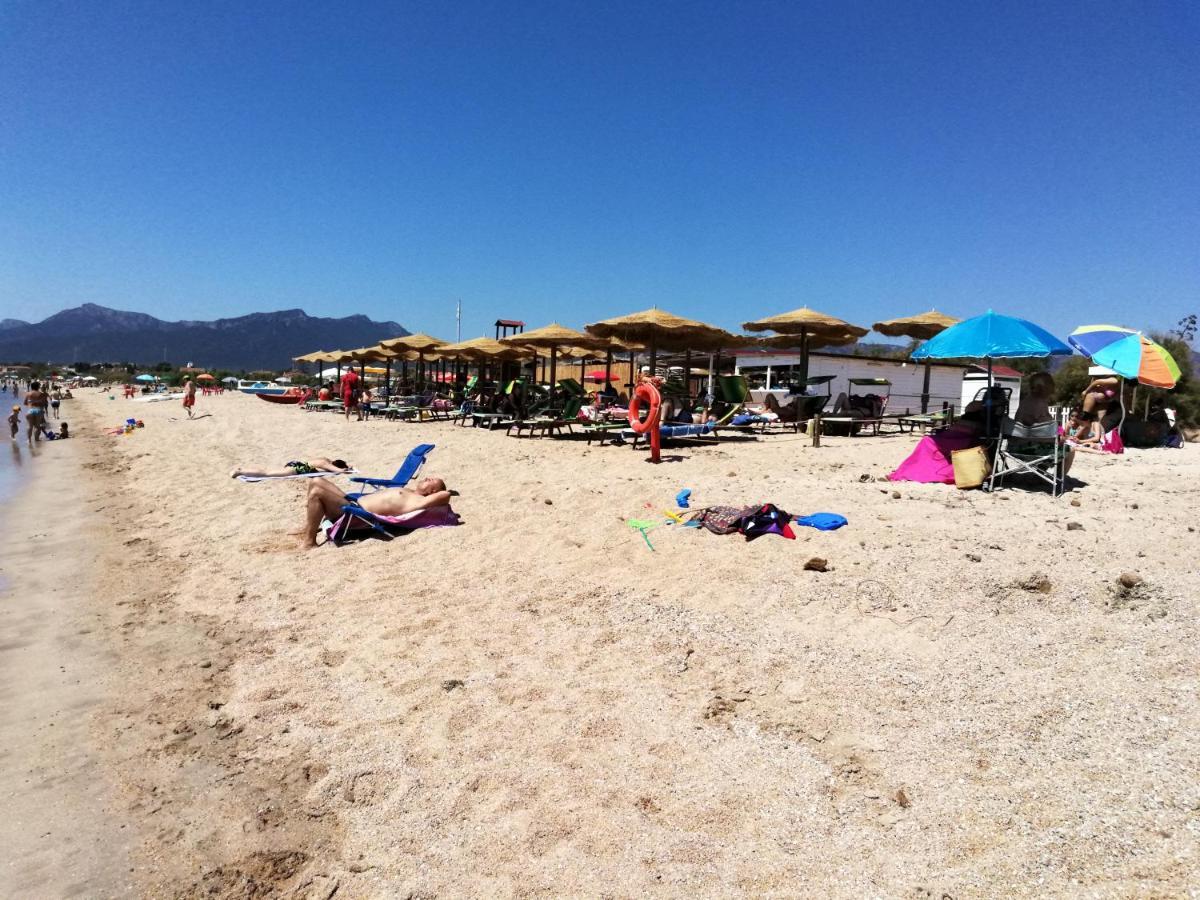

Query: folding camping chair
[[986, 419, 1066, 497]]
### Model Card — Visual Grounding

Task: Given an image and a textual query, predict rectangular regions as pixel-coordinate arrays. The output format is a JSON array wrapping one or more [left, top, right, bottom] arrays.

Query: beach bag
[[739, 504, 796, 541], [951, 445, 989, 489], [689, 505, 753, 535], [1101, 428, 1124, 454]]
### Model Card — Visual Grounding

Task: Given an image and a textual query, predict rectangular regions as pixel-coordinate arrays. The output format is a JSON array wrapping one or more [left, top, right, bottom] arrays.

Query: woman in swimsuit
[[230, 457, 351, 479]]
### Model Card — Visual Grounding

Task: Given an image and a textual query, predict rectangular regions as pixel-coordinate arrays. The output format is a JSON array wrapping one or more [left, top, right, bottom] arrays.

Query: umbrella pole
[[605, 349, 613, 388], [986, 357, 994, 439], [1119, 377, 1127, 435], [921, 360, 932, 414], [684, 349, 692, 403], [549, 347, 557, 395], [649, 342, 657, 376], [800, 329, 809, 384], [385, 359, 391, 399]]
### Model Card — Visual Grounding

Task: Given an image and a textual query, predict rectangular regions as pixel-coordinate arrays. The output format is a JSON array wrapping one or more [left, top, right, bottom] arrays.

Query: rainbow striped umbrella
[[1068, 325, 1180, 389]]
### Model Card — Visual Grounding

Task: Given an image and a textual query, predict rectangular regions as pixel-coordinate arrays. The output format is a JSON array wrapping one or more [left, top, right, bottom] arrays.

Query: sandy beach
[[4, 389, 1198, 897]]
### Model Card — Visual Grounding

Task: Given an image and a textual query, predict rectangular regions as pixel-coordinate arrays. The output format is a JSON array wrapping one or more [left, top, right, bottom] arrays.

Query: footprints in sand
[[699, 680, 914, 827]]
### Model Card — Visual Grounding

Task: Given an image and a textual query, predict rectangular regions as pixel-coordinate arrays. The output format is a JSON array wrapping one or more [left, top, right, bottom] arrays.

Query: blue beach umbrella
[[134, 373, 157, 382], [911, 310, 1074, 433], [911, 310, 1074, 361]]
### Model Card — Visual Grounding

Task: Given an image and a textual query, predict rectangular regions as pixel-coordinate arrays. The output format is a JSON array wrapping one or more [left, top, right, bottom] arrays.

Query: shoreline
[[0, 405, 136, 896]]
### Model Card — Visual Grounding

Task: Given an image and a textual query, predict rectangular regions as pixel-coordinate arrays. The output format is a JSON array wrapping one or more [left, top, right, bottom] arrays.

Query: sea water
[[0, 404, 34, 511]]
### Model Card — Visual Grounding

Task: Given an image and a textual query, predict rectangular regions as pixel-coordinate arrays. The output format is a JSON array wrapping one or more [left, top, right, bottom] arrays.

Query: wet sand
[[0, 424, 136, 898]]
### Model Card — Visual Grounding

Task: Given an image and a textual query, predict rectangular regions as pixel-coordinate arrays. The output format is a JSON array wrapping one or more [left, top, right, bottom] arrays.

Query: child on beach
[[8, 404, 19, 439]]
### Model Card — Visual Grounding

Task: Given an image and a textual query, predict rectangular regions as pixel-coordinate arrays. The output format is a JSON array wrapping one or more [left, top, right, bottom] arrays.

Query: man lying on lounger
[[296, 476, 452, 549], [231, 456, 351, 479]]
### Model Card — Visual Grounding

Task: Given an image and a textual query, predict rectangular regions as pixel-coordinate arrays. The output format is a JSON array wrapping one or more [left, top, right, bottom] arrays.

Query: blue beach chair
[[345, 443, 434, 500]]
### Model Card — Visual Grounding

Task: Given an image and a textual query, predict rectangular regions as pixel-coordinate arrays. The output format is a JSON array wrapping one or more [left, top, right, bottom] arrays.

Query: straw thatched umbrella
[[438, 337, 531, 384], [501, 323, 603, 393], [293, 350, 334, 379], [381, 333, 447, 392], [320, 349, 357, 382], [742, 306, 868, 383], [585, 308, 737, 376], [872, 309, 960, 412]]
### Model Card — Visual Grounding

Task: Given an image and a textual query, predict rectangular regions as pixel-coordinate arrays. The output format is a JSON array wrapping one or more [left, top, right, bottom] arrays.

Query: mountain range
[[0, 304, 409, 371]]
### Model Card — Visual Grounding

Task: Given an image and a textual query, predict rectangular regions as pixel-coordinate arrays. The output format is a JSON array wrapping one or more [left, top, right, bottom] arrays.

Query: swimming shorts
[[183, 394, 195, 408], [287, 461, 316, 475]]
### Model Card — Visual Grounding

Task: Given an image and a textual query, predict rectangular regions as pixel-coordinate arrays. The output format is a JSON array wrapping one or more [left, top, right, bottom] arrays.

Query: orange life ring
[[628, 381, 661, 434]]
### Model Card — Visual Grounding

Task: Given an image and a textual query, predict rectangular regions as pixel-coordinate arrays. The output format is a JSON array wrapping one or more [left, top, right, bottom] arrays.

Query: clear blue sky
[[1, 1, 1197, 341]]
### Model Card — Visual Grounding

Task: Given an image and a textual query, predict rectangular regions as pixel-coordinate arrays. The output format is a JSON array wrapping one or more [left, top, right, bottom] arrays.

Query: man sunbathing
[[231, 457, 351, 479], [297, 476, 452, 549]]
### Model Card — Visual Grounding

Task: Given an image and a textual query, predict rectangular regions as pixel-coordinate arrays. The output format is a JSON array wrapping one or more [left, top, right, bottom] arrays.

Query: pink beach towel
[[889, 430, 982, 484], [326, 504, 460, 544]]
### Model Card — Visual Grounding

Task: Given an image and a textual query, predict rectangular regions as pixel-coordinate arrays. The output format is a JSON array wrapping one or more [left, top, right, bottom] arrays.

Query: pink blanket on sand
[[889, 429, 982, 484]]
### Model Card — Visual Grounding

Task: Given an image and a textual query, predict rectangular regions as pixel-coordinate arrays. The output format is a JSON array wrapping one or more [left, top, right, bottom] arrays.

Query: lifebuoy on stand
[[628, 380, 663, 463]]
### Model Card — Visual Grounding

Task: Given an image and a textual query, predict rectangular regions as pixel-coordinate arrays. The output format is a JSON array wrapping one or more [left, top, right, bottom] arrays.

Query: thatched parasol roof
[[872, 309, 960, 341], [437, 337, 532, 360], [742, 306, 868, 338], [500, 322, 602, 350], [380, 333, 448, 353], [585, 308, 738, 352]]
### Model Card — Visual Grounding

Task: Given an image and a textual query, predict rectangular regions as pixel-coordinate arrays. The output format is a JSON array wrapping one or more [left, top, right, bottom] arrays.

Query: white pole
[[456, 300, 462, 342]]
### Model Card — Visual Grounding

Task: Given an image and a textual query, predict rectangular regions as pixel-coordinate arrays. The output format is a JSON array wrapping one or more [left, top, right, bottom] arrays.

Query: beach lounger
[[235, 467, 358, 483], [345, 444, 434, 499], [507, 392, 585, 437], [327, 503, 460, 546]]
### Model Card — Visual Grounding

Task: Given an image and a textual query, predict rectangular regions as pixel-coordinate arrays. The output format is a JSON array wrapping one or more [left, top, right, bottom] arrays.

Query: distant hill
[[0, 303, 409, 371]]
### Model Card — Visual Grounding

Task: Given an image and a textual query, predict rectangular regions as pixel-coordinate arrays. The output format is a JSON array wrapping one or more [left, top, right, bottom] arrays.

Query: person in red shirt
[[340, 368, 362, 421]]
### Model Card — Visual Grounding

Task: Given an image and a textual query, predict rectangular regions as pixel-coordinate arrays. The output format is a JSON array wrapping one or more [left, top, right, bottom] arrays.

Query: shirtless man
[[297, 476, 451, 549]]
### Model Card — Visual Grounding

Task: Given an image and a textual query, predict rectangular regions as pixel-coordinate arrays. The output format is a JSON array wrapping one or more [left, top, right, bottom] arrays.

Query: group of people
[[889, 370, 1132, 485], [7, 380, 70, 445]]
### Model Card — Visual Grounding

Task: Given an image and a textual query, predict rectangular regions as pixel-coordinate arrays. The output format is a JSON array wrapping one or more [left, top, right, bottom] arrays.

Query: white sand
[[12, 389, 1200, 896]]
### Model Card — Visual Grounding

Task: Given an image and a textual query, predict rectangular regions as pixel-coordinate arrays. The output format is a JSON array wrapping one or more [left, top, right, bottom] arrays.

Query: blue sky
[[1, 1, 1197, 341]]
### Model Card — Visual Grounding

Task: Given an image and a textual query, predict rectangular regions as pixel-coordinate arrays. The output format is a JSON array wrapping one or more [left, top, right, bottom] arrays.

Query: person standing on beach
[[340, 367, 362, 422], [23, 381, 48, 446], [8, 405, 20, 440], [182, 377, 197, 418]]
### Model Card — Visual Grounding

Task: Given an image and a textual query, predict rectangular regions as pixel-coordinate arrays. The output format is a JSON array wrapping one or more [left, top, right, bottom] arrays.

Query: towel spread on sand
[[236, 469, 356, 483]]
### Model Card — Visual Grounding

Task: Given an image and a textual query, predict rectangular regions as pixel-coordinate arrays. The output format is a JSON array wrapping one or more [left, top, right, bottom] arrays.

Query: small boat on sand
[[255, 389, 305, 405]]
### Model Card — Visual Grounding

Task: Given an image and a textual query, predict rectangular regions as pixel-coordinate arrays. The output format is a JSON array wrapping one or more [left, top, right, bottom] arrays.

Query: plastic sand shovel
[[676, 488, 692, 508], [626, 518, 657, 551]]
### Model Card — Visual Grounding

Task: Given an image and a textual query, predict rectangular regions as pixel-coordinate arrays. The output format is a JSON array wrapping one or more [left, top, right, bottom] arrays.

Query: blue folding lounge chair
[[345, 443, 434, 501], [327, 502, 460, 546]]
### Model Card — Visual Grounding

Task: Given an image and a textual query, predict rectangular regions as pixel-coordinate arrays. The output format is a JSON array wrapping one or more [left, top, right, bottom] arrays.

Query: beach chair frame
[[985, 420, 1065, 497]]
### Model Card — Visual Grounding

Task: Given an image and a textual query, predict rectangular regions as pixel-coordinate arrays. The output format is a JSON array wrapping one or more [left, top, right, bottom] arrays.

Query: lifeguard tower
[[495, 319, 525, 340]]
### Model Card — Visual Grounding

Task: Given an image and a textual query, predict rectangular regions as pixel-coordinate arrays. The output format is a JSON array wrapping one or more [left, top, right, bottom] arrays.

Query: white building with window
[[733, 348, 997, 415]]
